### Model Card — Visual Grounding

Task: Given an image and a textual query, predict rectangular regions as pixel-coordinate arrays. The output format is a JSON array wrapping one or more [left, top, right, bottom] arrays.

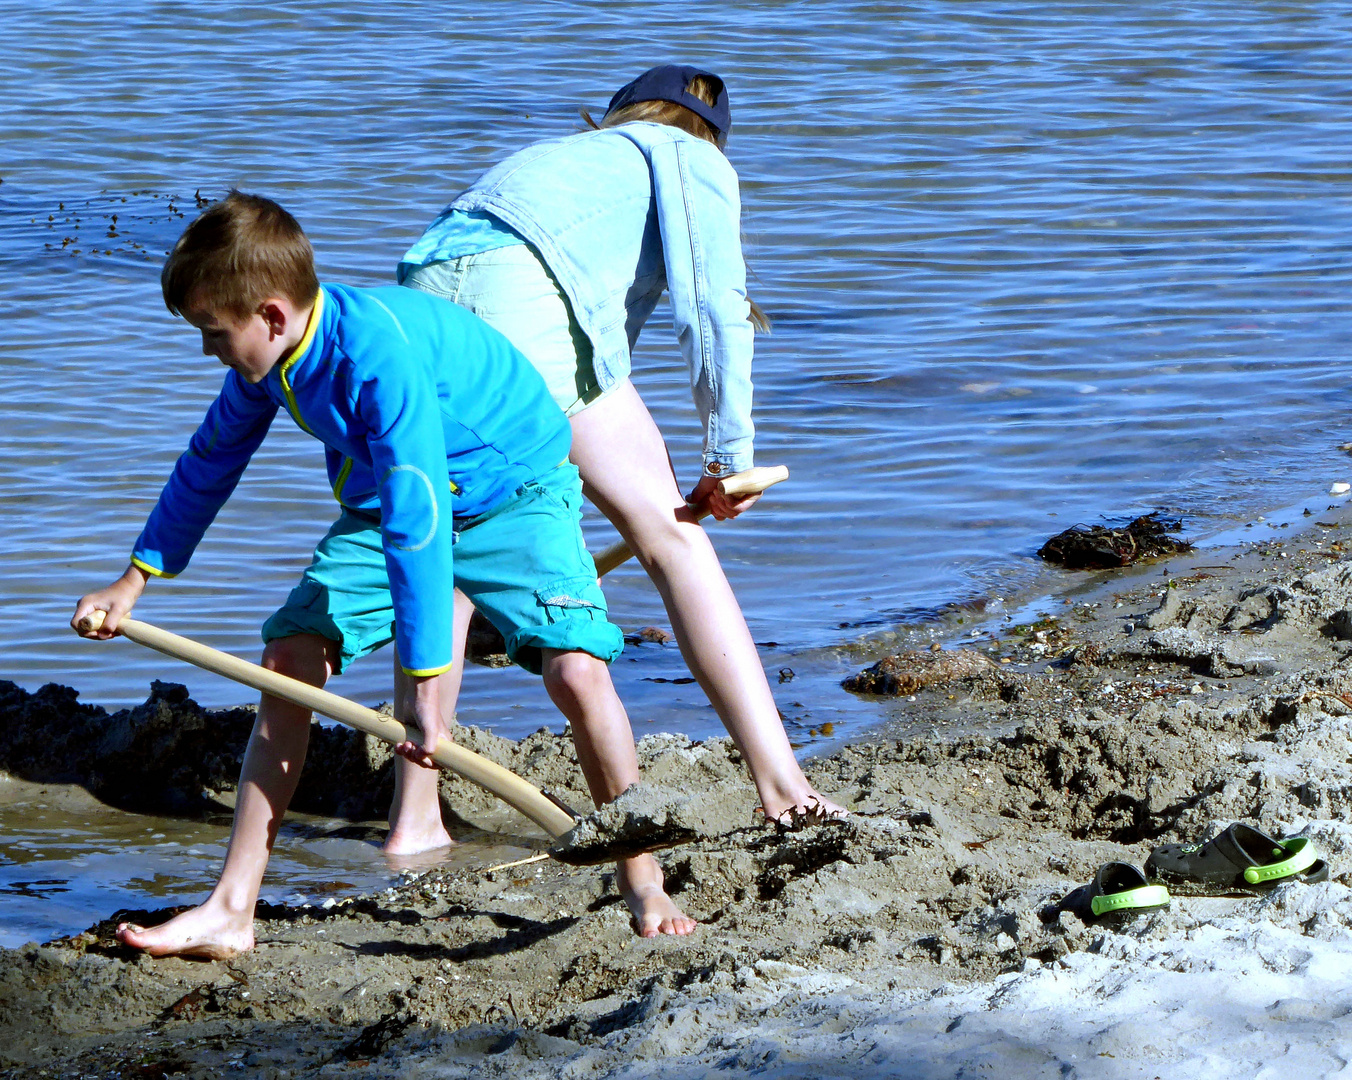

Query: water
[[3, 1, 1352, 938], [0, 785, 406, 948]]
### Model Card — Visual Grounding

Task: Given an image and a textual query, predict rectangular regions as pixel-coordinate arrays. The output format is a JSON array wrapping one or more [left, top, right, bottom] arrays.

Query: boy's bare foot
[[616, 854, 696, 938], [382, 821, 455, 857], [116, 903, 254, 960]]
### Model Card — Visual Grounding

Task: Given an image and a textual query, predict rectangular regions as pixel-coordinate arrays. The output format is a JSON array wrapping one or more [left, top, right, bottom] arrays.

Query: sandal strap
[[1091, 884, 1170, 917], [1210, 823, 1273, 868], [1243, 837, 1317, 884]]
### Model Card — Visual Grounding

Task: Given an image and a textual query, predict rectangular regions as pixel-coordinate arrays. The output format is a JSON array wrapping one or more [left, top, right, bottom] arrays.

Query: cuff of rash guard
[[130, 555, 177, 579], [400, 662, 454, 678]]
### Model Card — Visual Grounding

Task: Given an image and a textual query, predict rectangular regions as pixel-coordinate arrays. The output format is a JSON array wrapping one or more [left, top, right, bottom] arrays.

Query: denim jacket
[[405, 122, 756, 476]]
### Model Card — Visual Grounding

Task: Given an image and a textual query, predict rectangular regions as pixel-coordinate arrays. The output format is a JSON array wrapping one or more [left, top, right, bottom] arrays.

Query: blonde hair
[[585, 74, 770, 332], [586, 72, 726, 148], [162, 191, 319, 319]]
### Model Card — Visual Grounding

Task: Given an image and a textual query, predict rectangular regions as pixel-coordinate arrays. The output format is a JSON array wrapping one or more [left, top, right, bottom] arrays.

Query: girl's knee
[[626, 511, 709, 570]]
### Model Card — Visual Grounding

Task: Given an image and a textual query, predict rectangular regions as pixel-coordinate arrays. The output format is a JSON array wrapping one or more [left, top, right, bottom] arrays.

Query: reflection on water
[[3, 4, 1352, 740]]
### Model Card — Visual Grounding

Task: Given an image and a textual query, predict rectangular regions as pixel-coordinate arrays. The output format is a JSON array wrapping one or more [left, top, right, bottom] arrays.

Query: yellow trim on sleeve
[[130, 556, 177, 579], [277, 290, 324, 436], [401, 663, 454, 678]]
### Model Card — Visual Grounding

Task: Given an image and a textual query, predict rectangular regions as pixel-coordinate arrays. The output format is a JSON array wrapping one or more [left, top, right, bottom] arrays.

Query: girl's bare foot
[[616, 854, 696, 938], [116, 902, 254, 960], [759, 786, 848, 824]]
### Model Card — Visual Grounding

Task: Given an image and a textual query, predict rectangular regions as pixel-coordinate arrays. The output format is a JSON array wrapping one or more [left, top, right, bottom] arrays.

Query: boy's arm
[[72, 373, 277, 636], [358, 366, 456, 676], [131, 372, 278, 578], [357, 358, 456, 758]]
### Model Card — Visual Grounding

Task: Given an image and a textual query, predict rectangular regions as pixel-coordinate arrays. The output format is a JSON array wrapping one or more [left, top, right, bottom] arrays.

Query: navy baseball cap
[[607, 64, 730, 136]]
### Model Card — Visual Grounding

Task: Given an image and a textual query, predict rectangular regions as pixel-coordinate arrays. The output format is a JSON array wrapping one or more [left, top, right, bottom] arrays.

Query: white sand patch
[[413, 886, 1352, 1080]]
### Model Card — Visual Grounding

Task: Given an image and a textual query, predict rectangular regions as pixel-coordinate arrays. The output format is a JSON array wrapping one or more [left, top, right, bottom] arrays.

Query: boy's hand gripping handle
[[591, 465, 789, 578], [76, 610, 580, 838]]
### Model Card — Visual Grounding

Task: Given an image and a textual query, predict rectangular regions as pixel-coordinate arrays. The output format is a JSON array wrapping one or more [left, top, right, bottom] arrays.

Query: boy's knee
[[261, 633, 335, 685], [543, 650, 612, 701]]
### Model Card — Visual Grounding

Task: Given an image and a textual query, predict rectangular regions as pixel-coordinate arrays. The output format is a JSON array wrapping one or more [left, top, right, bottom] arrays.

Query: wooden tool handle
[[77, 610, 579, 838], [714, 465, 789, 498], [591, 465, 789, 578]]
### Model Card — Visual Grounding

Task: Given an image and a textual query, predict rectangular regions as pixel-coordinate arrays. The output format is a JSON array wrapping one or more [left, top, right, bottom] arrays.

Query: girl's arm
[[650, 137, 757, 480]]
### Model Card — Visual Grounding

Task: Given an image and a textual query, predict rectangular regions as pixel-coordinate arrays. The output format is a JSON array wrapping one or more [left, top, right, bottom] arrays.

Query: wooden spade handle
[[77, 610, 579, 838], [591, 465, 789, 578]]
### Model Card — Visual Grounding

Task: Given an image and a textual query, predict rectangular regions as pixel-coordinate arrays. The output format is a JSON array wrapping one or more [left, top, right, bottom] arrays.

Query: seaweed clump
[[842, 649, 1011, 699], [1038, 512, 1192, 570]]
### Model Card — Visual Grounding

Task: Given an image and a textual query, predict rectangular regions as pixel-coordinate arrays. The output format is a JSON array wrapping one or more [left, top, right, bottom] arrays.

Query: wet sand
[[5, 501, 1352, 1077]]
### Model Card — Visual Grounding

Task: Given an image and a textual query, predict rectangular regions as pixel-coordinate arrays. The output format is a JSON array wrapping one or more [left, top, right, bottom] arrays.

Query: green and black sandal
[[1056, 862, 1171, 922], [1145, 824, 1328, 895]]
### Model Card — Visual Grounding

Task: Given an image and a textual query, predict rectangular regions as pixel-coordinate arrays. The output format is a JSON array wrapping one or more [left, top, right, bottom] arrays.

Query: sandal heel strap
[[1090, 884, 1170, 917], [1243, 838, 1317, 884]]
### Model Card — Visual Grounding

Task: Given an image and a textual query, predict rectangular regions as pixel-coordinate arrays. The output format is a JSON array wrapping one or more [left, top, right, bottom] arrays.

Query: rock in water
[[1038, 512, 1192, 569], [842, 648, 1005, 697]]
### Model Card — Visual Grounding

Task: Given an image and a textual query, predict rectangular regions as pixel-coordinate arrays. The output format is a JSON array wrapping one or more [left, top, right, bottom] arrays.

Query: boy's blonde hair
[[162, 191, 320, 319]]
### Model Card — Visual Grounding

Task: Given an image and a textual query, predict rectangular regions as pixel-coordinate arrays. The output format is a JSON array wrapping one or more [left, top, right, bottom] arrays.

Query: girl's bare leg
[[385, 589, 475, 854], [540, 647, 694, 937], [569, 380, 843, 822], [116, 634, 336, 958]]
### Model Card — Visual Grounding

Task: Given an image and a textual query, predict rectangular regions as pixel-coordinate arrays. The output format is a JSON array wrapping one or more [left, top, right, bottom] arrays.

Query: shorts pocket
[[534, 576, 607, 623], [401, 261, 466, 303], [525, 466, 584, 518]]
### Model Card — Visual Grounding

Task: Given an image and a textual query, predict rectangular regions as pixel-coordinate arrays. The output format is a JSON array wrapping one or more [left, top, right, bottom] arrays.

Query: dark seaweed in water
[[1038, 512, 1192, 569]]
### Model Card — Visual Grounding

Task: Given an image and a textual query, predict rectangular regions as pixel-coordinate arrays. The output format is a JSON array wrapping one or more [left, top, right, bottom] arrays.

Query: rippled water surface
[[0, 788, 410, 948], [3, 1, 1351, 747]]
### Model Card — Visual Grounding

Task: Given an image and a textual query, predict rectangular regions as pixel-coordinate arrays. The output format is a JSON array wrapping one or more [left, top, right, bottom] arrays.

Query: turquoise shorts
[[261, 463, 623, 676], [400, 245, 613, 419]]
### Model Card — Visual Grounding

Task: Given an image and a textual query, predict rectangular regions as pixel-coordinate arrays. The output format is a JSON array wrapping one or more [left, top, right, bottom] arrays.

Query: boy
[[72, 192, 694, 957]]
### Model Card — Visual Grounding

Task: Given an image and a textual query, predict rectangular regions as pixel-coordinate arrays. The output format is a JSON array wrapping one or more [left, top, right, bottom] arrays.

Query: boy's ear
[[258, 299, 290, 337]]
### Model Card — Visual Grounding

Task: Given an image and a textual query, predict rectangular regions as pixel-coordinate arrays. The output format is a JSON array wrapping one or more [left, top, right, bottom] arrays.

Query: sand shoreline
[[5, 498, 1352, 1077]]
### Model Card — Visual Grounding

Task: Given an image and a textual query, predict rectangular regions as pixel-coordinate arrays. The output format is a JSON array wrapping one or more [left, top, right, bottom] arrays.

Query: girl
[[390, 64, 843, 871]]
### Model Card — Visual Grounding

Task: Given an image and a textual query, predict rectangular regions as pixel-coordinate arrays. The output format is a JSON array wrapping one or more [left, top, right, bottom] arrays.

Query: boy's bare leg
[[569, 381, 844, 823], [385, 590, 475, 855], [117, 634, 336, 959], [541, 647, 695, 938]]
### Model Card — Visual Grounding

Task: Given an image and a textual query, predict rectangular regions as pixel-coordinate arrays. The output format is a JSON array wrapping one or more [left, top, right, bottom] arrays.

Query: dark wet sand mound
[[0, 679, 598, 831]]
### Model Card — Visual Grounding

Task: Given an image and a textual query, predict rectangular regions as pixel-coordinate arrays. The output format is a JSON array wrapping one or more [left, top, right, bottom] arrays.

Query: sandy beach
[[5, 496, 1352, 1078], [7, 4, 1352, 1077]]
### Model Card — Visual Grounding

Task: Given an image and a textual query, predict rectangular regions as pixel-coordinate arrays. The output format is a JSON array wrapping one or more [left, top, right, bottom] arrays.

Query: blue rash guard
[[131, 283, 572, 676]]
